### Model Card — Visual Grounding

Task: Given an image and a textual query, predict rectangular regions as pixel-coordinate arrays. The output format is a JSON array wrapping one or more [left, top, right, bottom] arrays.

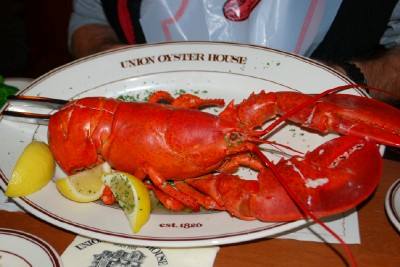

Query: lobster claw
[[248, 135, 382, 221], [276, 92, 400, 148]]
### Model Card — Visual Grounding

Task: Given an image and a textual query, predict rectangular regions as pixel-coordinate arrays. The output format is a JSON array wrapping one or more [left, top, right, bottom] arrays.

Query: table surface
[[1, 159, 399, 267]]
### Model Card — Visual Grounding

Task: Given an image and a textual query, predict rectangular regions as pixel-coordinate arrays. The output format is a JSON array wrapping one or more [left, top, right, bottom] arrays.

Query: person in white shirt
[[68, 0, 400, 105]]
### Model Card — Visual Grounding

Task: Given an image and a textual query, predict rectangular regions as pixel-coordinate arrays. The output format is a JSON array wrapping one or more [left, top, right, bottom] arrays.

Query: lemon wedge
[[55, 163, 110, 203], [101, 172, 151, 233], [5, 141, 55, 197]]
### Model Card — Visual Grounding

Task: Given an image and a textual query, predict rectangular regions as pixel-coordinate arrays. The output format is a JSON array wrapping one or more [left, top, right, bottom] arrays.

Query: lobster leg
[[146, 166, 201, 212], [185, 175, 226, 209], [186, 174, 259, 220], [148, 90, 225, 109], [145, 182, 186, 211], [217, 154, 264, 173], [174, 180, 225, 210]]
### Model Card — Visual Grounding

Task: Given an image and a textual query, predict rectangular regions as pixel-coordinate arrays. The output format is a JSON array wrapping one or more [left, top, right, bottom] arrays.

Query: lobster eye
[[228, 132, 240, 141]]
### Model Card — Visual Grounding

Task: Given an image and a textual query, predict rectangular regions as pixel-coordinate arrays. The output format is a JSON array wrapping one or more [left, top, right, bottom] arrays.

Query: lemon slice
[[55, 163, 110, 203], [101, 172, 151, 233], [5, 141, 55, 197]]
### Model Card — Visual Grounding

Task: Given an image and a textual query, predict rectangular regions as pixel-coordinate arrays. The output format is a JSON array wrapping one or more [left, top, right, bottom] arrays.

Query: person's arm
[[70, 24, 124, 59], [69, 0, 125, 59], [355, 45, 400, 104], [332, 45, 400, 106], [335, 2, 400, 105]]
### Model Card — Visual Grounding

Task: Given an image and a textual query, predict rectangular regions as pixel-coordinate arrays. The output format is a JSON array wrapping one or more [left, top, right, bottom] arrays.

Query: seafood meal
[[4, 82, 400, 266], [47, 85, 400, 222]]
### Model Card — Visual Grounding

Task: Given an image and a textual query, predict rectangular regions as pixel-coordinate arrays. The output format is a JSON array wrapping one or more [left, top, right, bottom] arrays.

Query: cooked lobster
[[48, 86, 400, 222]]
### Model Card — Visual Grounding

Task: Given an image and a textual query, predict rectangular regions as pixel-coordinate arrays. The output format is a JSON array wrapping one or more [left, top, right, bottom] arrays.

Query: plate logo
[[91, 249, 146, 267]]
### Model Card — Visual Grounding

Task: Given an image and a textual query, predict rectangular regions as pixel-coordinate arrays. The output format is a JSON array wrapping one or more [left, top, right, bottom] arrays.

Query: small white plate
[[0, 228, 63, 267], [385, 178, 400, 231]]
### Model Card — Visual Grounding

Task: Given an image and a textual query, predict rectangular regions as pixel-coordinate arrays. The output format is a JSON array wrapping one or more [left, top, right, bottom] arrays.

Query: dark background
[[0, 0, 73, 79], [21, 0, 72, 78], [22, 0, 73, 78]]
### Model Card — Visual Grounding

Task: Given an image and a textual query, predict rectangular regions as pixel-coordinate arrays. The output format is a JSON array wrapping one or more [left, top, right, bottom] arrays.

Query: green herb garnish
[[0, 75, 19, 108]]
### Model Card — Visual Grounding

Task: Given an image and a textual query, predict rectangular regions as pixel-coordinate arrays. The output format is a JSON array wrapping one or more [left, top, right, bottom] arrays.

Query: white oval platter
[[0, 42, 363, 247]]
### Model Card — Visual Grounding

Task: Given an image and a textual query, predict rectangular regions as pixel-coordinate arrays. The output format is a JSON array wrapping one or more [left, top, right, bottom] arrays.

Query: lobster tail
[[48, 97, 119, 174]]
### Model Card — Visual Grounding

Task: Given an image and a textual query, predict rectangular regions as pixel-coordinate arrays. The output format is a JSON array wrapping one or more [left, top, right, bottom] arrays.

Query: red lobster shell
[[48, 89, 400, 221]]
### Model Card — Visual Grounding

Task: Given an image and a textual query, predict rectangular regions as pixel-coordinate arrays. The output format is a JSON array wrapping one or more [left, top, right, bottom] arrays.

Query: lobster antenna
[[251, 147, 358, 267]]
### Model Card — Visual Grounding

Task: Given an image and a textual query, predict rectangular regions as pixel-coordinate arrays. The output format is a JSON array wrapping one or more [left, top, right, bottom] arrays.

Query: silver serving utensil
[[1, 95, 68, 125]]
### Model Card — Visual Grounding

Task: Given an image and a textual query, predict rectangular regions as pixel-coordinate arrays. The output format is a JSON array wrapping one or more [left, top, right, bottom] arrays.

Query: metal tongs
[[1, 95, 68, 125]]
